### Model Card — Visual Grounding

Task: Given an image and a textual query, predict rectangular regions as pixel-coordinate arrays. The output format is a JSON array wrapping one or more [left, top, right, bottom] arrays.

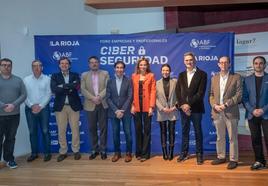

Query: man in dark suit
[[51, 57, 83, 162], [243, 56, 268, 170], [175, 52, 207, 165], [106, 61, 133, 162]]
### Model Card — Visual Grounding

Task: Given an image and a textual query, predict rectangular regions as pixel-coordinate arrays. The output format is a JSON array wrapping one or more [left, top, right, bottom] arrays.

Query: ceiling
[[85, 0, 268, 9]]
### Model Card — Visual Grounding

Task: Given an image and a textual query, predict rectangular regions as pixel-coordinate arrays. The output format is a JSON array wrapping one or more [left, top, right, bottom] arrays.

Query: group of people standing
[[0, 52, 267, 171]]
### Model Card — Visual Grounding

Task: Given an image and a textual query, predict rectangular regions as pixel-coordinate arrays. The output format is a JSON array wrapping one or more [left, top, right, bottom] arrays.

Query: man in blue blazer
[[175, 52, 207, 165], [243, 56, 268, 170], [51, 57, 83, 162], [106, 61, 133, 162]]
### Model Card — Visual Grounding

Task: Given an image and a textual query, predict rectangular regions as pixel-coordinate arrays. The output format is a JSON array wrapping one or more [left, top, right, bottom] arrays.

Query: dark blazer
[[243, 73, 268, 120], [106, 75, 133, 118], [175, 67, 207, 113], [50, 72, 83, 112]]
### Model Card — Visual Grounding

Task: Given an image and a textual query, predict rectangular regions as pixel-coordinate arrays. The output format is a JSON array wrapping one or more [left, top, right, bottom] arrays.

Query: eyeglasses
[[32, 64, 42, 68], [218, 62, 229, 65], [0, 64, 12, 67]]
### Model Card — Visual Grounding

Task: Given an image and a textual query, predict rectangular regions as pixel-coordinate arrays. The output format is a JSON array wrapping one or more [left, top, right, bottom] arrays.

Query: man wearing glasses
[[81, 56, 109, 160], [0, 58, 26, 169], [209, 56, 242, 169]]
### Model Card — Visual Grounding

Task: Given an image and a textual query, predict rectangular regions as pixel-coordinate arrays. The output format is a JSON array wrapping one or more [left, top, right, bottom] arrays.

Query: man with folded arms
[[51, 57, 83, 162]]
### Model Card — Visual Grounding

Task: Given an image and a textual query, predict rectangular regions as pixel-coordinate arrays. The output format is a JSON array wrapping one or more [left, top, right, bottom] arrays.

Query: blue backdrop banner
[[34, 32, 234, 154]]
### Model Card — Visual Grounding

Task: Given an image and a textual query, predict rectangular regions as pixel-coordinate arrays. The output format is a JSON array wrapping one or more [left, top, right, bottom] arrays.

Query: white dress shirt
[[187, 67, 197, 87], [24, 73, 51, 109], [219, 72, 229, 104], [62, 72, 69, 104]]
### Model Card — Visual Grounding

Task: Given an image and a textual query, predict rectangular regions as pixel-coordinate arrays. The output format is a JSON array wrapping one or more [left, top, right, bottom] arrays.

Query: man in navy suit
[[175, 52, 207, 165], [51, 57, 83, 162], [106, 61, 133, 162], [243, 56, 268, 170]]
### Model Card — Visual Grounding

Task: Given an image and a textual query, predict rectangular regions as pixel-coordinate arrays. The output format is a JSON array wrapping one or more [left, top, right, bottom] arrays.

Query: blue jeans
[[111, 116, 132, 153], [25, 105, 51, 155], [0, 114, 20, 162], [180, 112, 203, 154]]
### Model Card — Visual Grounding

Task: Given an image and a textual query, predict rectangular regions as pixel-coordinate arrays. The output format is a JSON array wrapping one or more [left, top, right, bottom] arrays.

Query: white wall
[[0, 0, 98, 157], [97, 8, 164, 34], [0, 0, 164, 157]]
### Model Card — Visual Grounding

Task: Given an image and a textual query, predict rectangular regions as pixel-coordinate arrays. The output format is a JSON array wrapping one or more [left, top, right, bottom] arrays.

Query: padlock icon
[[138, 46, 146, 55]]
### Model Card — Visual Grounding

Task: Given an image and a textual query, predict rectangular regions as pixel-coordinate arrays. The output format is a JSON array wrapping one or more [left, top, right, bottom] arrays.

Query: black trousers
[[0, 114, 20, 162], [248, 117, 268, 164], [134, 112, 151, 159], [159, 120, 176, 148], [180, 112, 203, 155]]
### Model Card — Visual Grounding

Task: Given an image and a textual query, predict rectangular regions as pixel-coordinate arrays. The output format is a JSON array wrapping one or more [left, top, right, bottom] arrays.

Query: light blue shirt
[[115, 74, 123, 95]]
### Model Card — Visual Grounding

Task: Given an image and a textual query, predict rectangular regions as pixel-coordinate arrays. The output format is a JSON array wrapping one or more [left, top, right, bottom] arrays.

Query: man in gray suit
[[81, 56, 109, 160], [209, 56, 242, 169], [106, 61, 133, 162]]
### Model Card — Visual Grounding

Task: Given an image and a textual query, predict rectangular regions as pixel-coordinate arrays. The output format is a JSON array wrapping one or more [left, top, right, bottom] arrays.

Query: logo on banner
[[190, 39, 199, 48], [138, 46, 146, 55], [52, 51, 72, 60], [50, 40, 80, 47], [190, 39, 216, 50], [99, 45, 168, 65], [52, 51, 79, 61]]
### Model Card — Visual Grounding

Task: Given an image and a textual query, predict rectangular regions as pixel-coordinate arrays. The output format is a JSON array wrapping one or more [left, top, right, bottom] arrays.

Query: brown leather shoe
[[0, 162, 5, 169], [125, 153, 132, 163], [112, 153, 121, 162]]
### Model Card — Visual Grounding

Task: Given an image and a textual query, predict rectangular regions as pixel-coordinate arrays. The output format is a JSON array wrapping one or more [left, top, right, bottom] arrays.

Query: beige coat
[[81, 70, 109, 111], [156, 78, 178, 122], [209, 72, 242, 120]]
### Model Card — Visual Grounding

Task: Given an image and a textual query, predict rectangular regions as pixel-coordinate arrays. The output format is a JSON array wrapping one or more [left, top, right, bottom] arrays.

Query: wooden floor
[[0, 153, 268, 186]]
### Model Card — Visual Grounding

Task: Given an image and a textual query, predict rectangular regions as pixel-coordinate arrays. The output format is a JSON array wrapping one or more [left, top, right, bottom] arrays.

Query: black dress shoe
[[211, 158, 226, 165], [196, 153, 204, 165], [140, 157, 149, 162], [43, 154, 52, 162], [57, 154, 67, 162], [250, 161, 266, 170], [27, 155, 38, 162], [74, 152, 81, 160], [177, 153, 188, 162], [136, 156, 142, 160], [100, 152, 107, 160], [227, 161, 238, 170], [89, 152, 99, 160]]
